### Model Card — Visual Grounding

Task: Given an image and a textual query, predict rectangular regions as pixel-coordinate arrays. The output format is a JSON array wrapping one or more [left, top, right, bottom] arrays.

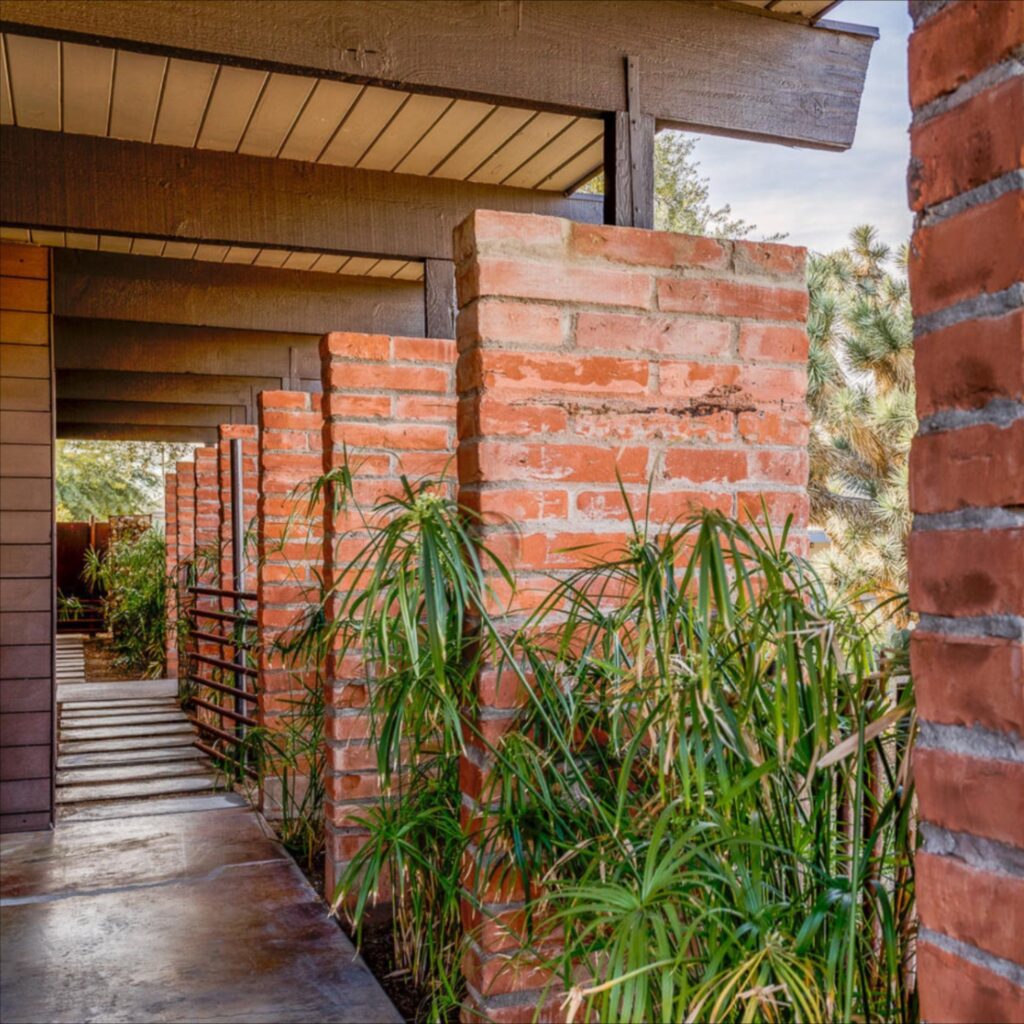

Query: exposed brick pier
[[907, 1, 1024, 1020]]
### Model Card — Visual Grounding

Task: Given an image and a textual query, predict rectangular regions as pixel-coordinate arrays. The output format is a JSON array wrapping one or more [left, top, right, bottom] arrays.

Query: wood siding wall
[[0, 243, 54, 833]]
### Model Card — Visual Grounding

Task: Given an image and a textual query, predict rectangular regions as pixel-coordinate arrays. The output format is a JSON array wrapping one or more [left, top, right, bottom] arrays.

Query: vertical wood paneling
[[0, 241, 54, 834]]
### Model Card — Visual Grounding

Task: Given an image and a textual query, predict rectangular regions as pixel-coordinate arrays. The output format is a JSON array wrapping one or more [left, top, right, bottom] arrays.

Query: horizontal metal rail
[[190, 651, 258, 678], [187, 673, 259, 704], [188, 584, 257, 601], [188, 607, 255, 625], [189, 694, 257, 728], [190, 627, 257, 649], [193, 738, 258, 779], [189, 716, 247, 747]]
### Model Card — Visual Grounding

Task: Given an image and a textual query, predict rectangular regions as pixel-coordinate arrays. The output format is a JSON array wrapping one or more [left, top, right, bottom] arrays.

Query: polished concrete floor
[[1, 678, 401, 1023]]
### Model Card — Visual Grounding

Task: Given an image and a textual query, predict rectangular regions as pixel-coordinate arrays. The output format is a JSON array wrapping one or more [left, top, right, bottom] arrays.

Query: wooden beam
[[51, 249, 424, 336], [0, 128, 603, 263], [55, 319, 320, 380], [57, 399, 245, 428], [603, 58, 654, 229], [424, 260, 456, 339], [58, 422, 219, 442], [0, 1, 875, 149], [56, 369, 292, 409]]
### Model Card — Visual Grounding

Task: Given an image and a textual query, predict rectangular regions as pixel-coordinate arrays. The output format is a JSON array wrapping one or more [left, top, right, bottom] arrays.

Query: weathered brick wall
[[173, 459, 196, 682], [256, 392, 323, 816], [164, 472, 178, 680], [318, 331, 457, 899], [906, 2, 1024, 1020], [453, 209, 809, 1019]]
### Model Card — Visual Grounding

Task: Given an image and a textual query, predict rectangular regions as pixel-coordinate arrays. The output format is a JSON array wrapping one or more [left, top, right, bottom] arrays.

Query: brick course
[[164, 472, 178, 680], [453, 209, 810, 1019], [256, 393, 323, 816], [318, 331, 457, 900], [907, 1, 1024, 1014]]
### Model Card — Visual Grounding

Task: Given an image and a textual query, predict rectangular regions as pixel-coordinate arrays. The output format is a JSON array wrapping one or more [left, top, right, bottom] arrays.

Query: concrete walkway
[[0, 675, 401, 1024]]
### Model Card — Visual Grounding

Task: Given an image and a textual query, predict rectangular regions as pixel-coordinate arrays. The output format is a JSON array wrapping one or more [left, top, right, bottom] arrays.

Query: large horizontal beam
[[55, 318, 320, 382], [51, 249, 422, 336], [56, 369, 292, 409], [0, 128, 601, 261], [58, 399, 245, 428], [58, 422, 220, 443], [0, 1, 875, 148]]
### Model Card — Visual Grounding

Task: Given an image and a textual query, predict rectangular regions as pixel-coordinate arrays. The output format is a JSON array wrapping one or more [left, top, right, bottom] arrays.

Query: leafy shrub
[[83, 528, 168, 678], [280, 472, 916, 1023]]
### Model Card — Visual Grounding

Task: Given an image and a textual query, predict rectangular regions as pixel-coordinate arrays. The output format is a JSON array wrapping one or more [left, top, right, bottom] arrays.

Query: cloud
[[690, 0, 914, 253]]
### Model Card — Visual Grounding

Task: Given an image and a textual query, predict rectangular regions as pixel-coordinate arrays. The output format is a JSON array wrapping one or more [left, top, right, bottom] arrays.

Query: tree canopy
[[56, 439, 196, 522]]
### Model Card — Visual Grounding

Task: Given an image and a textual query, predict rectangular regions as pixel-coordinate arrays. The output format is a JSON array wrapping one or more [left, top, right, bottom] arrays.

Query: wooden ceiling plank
[[252, 248, 290, 268], [280, 250, 319, 271], [357, 92, 451, 172], [0, 226, 30, 241], [222, 245, 259, 264], [318, 84, 406, 167], [162, 240, 198, 259], [0, 37, 14, 125], [338, 256, 378, 276], [195, 64, 267, 151], [61, 41, 113, 136], [64, 231, 98, 250], [29, 228, 66, 246], [130, 237, 165, 256], [98, 234, 132, 253], [192, 243, 229, 262], [541, 135, 605, 193], [238, 71, 315, 157], [433, 105, 532, 180], [108, 49, 167, 142], [153, 56, 218, 147], [308, 253, 348, 273], [469, 111, 575, 184], [394, 98, 492, 176], [390, 262, 423, 281], [5, 33, 60, 130], [365, 258, 407, 278], [277, 77, 361, 162], [506, 117, 603, 189]]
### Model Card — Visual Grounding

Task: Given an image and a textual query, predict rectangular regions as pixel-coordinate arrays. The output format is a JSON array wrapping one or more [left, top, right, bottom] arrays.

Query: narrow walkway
[[1, 666, 401, 1023]]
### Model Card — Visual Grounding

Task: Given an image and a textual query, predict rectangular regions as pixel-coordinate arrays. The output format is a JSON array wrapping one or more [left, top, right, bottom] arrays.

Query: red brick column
[[906, 2, 1024, 1020], [256, 391, 324, 816], [164, 472, 178, 680], [319, 331, 457, 899], [174, 460, 196, 683], [453, 210, 810, 1020]]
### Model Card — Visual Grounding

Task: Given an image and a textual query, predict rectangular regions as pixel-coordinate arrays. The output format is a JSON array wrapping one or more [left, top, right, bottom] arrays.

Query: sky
[[690, 0, 913, 254]]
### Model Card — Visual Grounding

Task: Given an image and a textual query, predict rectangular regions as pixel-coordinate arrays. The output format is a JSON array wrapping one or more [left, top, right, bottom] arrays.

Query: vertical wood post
[[603, 57, 654, 229], [424, 258, 456, 338]]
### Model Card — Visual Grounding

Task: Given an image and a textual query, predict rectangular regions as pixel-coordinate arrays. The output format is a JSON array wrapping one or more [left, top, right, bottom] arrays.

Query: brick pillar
[[218, 424, 259, 596], [906, 2, 1024, 1020], [256, 391, 324, 817], [164, 472, 178, 680], [453, 210, 810, 1019], [174, 459, 196, 683], [319, 331, 457, 900]]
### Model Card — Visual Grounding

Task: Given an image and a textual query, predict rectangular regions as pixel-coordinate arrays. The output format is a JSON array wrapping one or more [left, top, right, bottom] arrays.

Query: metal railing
[[182, 438, 258, 777]]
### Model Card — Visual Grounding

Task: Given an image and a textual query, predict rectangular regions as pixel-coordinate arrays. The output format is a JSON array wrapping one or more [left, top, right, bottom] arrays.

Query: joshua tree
[[807, 225, 915, 605]]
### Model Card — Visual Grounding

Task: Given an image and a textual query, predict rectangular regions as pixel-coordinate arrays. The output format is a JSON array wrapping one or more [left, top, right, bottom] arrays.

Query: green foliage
[[580, 131, 761, 239], [807, 226, 915, 605], [83, 528, 168, 677], [56, 439, 196, 521], [304, 468, 916, 1024]]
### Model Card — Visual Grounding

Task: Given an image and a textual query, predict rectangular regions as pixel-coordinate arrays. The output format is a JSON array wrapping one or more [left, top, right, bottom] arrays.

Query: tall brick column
[[256, 392, 323, 816], [164, 472, 178, 680], [453, 210, 810, 1020], [173, 459, 196, 683], [906, 2, 1024, 1020], [319, 331, 457, 899]]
